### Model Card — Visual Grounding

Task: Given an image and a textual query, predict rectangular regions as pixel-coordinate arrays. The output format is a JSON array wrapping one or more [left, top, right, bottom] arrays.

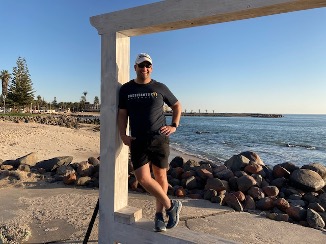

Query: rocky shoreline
[[1, 150, 326, 238]]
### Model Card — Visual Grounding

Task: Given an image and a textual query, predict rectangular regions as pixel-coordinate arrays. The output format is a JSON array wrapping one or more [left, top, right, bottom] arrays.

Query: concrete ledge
[[112, 218, 237, 244], [114, 206, 142, 224]]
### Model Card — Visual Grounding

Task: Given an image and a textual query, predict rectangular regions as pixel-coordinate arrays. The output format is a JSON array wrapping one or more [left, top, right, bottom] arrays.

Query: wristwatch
[[171, 122, 178, 128]]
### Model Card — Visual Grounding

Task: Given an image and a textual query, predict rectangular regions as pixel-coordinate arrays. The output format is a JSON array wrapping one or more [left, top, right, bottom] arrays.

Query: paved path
[[0, 185, 325, 243]]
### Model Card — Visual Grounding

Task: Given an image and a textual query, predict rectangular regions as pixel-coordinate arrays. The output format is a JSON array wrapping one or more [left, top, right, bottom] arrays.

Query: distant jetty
[[165, 112, 283, 118]]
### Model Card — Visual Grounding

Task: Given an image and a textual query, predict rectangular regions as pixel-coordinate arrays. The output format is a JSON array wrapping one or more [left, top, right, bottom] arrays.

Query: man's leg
[[134, 163, 171, 210], [152, 164, 169, 213]]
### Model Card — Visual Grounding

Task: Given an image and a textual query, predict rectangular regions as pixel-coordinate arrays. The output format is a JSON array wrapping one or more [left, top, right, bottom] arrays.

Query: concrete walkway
[[0, 185, 325, 243]]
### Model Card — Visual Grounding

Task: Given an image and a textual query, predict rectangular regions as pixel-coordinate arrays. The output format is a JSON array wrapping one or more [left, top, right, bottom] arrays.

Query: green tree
[[36, 95, 42, 110], [7, 57, 34, 109], [52, 96, 58, 109], [94, 96, 100, 109], [1, 70, 11, 113], [83, 91, 88, 102]]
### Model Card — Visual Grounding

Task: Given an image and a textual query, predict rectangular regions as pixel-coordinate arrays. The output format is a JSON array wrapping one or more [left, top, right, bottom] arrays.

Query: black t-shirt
[[119, 79, 178, 137]]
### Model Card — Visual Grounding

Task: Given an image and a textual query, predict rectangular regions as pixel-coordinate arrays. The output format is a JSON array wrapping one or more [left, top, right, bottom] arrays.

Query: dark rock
[[286, 206, 307, 221], [175, 187, 186, 198], [35, 156, 73, 172], [17, 164, 30, 172], [251, 174, 263, 187], [63, 173, 77, 185], [239, 151, 264, 165], [204, 189, 217, 200], [237, 175, 257, 192], [17, 152, 38, 167], [196, 168, 213, 180], [303, 192, 319, 203], [267, 212, 289, 222], [273, 165, 290, 178], [181, 170, 196, 179], [301, 163, 326, 180], [185, 176, 198, 190], [170, 156, 185, 168], [205, 178, 228, 192], [270, 177, 287, 189], [244, 163, 263, 174], [88, 156, 100, 166], [183, 159, 200, 171], [228, 176, 238, 191], [308, 202, 325, 212], [77, 161, 94, 177], [290, 169, 325, 192], [256, 197, 274, 210], [211, 195, 225, 204], [288, 199, 306, 207], [170, 167, 184, 179], [188, 193, 203, 199], [318, 193, 326, 209], [224, 193, 243, 211], [213, 168, 234, 181], [234, 171, 247, 178], [243, 195, 256, 210], [224, 155, 250, 172], [306, 208, 325, 229], [76, 176, 92, 186], [288, 194, 302, 200], [279, 162, 299, 173], [0, 165, 14, 170], [262, 186, 279, 197], [233, 191, 246, 202], [2, 159, 19, 168], [168, 177, 181, 187], [274, 198, 290, 212], [247, 186, 265, 200]]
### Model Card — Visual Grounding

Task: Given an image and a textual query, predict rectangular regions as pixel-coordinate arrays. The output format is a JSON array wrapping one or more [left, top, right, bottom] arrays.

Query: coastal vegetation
[[1, 57, 100, 114]]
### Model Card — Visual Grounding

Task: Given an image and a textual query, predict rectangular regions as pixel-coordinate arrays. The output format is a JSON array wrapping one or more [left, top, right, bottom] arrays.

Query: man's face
[[135, 61, 152, 80]]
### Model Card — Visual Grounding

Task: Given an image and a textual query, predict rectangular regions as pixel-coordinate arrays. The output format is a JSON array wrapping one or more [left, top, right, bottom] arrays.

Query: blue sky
[[1, 1, 325, 114]]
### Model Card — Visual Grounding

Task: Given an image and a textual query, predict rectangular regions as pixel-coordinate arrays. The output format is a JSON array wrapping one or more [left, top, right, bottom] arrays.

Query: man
[[118, 53, 182, 232]]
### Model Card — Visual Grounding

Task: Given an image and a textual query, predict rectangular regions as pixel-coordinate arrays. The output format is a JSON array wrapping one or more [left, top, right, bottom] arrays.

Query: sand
[[1, 120, 325, 244], [0, 120, 202, 243]]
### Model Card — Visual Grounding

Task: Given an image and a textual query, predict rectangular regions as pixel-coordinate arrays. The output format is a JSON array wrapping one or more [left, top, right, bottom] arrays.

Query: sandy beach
[[1, 120, 325, 244]]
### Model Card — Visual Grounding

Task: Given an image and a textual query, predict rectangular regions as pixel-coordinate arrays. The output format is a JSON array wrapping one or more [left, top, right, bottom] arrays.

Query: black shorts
[[130, 134, 170, 171]]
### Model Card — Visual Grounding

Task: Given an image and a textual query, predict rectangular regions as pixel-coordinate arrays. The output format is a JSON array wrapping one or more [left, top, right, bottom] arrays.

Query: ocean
[[169, 114, 326, 167]]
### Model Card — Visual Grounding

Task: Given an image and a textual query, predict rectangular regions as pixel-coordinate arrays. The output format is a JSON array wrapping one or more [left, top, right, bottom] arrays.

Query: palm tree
[[1, 70, 11, 114], [83, 91, 88, 102]]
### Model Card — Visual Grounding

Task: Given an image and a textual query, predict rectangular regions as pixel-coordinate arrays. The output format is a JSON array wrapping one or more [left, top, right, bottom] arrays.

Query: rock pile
[[0, 115, 80, 128], [1, 151, 326, 231], [0, 153, 100, 188], [129, 151, 326, 230], [0, 114, 100, 128]]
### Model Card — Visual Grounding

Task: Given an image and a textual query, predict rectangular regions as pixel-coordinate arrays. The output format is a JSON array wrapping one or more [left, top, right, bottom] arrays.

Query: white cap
[[135, 53, 152, 64]]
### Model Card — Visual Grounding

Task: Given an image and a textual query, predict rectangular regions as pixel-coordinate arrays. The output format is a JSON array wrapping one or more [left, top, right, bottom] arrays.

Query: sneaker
[[154, 212, 166, 232], [166, 200, 182, 229]]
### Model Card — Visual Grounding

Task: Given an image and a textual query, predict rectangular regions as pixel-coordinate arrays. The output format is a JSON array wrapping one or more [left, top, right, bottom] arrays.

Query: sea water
[[169, 114, 326, 167]]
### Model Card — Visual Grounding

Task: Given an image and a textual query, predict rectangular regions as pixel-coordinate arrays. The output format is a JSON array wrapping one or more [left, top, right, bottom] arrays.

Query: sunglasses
[[137, 63, 152, 68]]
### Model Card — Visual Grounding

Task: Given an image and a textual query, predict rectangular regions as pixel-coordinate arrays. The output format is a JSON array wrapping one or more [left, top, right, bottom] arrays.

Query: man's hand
[[159, 125, 177, 136], [120, 134, 136, 146]]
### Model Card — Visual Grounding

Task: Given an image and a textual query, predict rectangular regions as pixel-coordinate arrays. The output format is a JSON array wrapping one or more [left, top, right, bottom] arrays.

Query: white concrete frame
[[90, 1, 326, 243]]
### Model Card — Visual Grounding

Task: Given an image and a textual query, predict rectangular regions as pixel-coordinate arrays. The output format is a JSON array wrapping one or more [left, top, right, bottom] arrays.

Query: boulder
[[306, 208, 325, 229], [17, 152, 38, 167], [290, 169, 325, 192], [35, 156, 73, 172], [224, 155, 250, 172], [237, 175, 257, 192], [301, 163, 326, 180]]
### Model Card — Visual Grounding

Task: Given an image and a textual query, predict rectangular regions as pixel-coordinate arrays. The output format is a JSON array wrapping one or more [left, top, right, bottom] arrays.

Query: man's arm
[[170, 101, 182, 127], [160, 101, 182, 136], [118, 108, 134, 146]]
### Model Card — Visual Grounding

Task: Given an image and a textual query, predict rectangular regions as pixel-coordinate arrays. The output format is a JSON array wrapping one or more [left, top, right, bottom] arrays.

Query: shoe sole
[[153, 227, 167, 232], [167, 200, 182, 229]]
